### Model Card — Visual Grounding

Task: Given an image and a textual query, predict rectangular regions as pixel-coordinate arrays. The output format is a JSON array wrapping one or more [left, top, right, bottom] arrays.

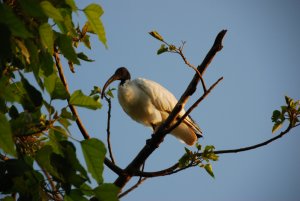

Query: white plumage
[[101, 67, 202, 146]]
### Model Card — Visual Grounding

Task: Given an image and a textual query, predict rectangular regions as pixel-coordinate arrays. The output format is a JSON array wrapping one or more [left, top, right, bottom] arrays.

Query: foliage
[[179, 143, 219, 178], [271, 96, 300, 133], [0, 0, 116, 200]]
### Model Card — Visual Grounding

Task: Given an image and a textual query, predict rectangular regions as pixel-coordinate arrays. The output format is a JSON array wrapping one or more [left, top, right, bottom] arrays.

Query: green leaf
[[8, 105, 19, 119], [271, 110, 281, 122], [204, 164, 215, 178], [89, 86, 101, 96], [64, 189, 89, 201], [35, 145, 61, 179], [0, 4, 33, 38], [18, 0, 46, 18], [39, 23, 54, 54], [39, 51, 54, 76], [0, 113, 16, 156], [272, 122, 283, 133], [83, 4, 107, 48], [44, 73, 69, 100], [56, 8, 77, 37], [60, 108, 76, 120], [20, 74, 43, 109], [157, 44, 168, 55], [81, 138, 106, 184], [40, 1, 64, 21], [66, 0, 78, 11], [94, 184, 119, 201], [77, 52, 94, 62], [56, 33, 80, 65], [15, 39, 30, 64], [178, 153, 190, 168], [149, 30, 164, 41], [70, 90, 102, 110]]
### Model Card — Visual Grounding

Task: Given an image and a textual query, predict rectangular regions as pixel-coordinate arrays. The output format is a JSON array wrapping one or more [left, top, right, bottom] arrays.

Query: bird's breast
[[117, 81, 162, 126]]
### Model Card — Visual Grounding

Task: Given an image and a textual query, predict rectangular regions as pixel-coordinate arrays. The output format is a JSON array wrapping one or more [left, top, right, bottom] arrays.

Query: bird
[[101, 67, 202, 146]]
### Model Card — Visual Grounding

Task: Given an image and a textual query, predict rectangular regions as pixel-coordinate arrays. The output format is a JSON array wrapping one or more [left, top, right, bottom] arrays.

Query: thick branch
[[166, 76, 223, 134], [114, 30, 227, 190]]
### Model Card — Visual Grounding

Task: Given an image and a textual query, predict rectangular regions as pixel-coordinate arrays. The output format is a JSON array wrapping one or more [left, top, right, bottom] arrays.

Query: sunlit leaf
[[40, 1, 64, 21], [272, 122, 282, 133], [39, 23, 54, 54], [56, 33, 80, 65], [149, 31, 164, 41], [83, 4, 107, 48], [70, 90, 102, 110], [204, 164, 215, 178], [81, 138, 106, 184], [44, 73, 69, 100], [0, 113, 16, 156], [65, 0, 77, 11]]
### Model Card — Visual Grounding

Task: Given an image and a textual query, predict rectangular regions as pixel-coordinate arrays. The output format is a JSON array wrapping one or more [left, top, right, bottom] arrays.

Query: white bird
[[101, 67, 202, 146]]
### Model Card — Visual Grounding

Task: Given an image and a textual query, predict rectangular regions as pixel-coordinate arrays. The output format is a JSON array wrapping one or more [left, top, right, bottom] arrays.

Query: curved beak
[[101, 74, 118, 99]]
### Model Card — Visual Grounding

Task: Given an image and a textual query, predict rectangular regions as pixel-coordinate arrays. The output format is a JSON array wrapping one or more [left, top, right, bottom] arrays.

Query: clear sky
[[69, 1, 300, 200]]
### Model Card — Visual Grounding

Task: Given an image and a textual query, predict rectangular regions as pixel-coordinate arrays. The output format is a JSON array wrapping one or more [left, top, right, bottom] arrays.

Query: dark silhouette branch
[[166, 76, 223, 134], [104, 95, 116, 164], [118, 177, 147, 199], [134, 124, 293, 178], [114, 30, 227, 191]]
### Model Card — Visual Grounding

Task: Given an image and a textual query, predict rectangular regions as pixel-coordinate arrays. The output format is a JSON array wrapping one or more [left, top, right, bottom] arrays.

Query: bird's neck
[[120, 79, 129, 86]]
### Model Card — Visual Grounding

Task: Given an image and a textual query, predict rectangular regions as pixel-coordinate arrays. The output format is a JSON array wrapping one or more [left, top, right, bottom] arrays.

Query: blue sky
[[69, 1, 300, 200]]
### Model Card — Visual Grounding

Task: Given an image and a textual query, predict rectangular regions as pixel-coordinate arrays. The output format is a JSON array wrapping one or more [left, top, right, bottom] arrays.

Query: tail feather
[[170, 115, 202, 146]]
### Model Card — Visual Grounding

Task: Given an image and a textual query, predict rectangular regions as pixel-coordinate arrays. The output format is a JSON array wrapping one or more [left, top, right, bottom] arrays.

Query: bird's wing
[[135, 78, 202, 138], [134, 78, 179, 114]]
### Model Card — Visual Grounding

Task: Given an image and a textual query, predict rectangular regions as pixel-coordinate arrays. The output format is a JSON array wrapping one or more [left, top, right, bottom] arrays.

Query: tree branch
[[54, 50, 90, 140], [54, 48, 124, 176], [114, 30, 227, 191], [104, 95, 116, 164], [134, 124, 293, 178], [118, 177, 147, 199], [166, 76, 223, 134]]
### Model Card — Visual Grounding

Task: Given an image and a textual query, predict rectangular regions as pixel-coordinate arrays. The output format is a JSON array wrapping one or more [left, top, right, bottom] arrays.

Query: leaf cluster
[[271, 96, 300, 133], [178, 143, 219, 178], [0, 0, 117, 200]]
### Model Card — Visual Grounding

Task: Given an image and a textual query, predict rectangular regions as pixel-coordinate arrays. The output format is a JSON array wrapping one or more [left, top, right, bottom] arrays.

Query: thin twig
[[134, 124, 293, 178], [118, 177, 147, 199], [41, 167, 63, 201], [176, 47, 207, 92], [104, 95, 116, 164], [214, 124, 293, 155]]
